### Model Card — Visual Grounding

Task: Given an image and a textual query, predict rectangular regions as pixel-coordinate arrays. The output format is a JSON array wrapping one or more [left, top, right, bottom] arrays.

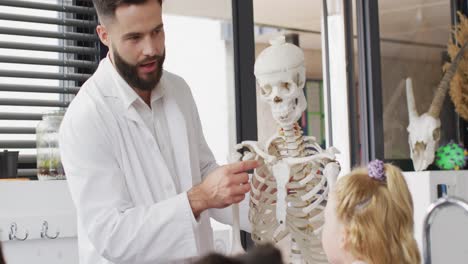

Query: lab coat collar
[[93, 57, 193, 192], [101, 55, 166, 110], [96, 57, 167, 123]]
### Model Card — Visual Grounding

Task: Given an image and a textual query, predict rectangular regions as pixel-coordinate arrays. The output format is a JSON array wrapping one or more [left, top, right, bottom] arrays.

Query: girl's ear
[[340, 227, 349, 250]]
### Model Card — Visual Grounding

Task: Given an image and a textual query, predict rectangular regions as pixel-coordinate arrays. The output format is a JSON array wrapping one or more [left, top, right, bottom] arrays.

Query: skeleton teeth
[[275, 108, 294, 120]]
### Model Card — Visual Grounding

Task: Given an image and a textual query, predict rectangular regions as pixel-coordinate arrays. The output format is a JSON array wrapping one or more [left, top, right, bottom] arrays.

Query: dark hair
[[195, 244, 283, 264], [92, 0, 162, 20], [195, 254, 242, 264], [0, 243, 5, 264], [236, 244, 283, 264]]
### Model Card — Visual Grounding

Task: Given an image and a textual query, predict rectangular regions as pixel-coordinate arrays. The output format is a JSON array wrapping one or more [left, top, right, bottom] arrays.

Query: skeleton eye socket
[[260, 84, 272, 96], [432, 128, 441, 141]]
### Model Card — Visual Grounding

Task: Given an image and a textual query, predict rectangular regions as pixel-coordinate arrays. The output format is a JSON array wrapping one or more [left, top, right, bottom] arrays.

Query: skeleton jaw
[[272, 100, 299, 125]]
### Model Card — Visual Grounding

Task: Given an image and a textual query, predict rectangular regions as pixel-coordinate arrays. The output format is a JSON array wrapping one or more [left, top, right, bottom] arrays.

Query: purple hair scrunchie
[[368, 159, 386, 182]]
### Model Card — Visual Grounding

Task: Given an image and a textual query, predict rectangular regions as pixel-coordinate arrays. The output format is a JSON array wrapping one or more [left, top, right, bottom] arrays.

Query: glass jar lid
[[42, 109, 66, 119]]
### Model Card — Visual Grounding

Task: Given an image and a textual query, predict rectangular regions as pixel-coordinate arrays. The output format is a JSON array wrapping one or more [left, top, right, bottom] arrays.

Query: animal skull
[[406, 78, 441, 171], [254, 36, 307, 127], [406, 42, 467, 171]]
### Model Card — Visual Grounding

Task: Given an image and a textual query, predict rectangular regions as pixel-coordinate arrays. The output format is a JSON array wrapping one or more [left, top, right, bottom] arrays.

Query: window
[[0, 0, 100, 178], [378, 0, 453, 167]]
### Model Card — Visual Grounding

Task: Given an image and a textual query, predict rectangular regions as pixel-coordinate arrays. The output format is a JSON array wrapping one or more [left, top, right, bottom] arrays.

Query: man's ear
[[96, 25, 110, 47]]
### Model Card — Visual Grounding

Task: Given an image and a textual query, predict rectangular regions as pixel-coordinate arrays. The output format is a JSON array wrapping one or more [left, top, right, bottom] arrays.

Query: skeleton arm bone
[[323, 161, 340, 190], [226, 152, 248, 255]]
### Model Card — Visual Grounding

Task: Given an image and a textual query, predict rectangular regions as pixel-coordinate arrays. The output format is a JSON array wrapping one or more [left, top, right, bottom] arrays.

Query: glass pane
[[304, 80, 325, 145], [378, 0, 452, 166], [162, 0, 235, 254]]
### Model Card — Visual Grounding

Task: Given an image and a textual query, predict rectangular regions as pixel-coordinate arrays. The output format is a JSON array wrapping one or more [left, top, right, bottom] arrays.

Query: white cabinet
[[0, 181, 78, 263], [0, 181, 235, 263]]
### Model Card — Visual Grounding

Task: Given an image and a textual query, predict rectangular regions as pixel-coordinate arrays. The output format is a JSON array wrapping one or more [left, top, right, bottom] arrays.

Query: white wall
[[162, 13, 235, 243], [163, 14, 235, 166]]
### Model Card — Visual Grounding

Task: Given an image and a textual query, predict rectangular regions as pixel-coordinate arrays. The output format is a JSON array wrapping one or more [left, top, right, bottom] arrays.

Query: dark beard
[[112, 48, 165, 91]]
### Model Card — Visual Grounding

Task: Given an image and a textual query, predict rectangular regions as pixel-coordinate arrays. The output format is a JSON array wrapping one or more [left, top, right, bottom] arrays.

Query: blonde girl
[[322, 160, 421, 264]]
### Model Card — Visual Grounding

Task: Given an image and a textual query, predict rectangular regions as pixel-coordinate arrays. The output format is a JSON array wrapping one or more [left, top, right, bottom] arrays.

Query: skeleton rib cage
[[239, 123, 337, 264]]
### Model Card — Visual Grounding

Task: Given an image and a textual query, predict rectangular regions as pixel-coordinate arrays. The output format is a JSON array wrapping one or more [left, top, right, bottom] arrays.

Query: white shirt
[[108, 62, 181, 193], [59, 57, 251, 264]]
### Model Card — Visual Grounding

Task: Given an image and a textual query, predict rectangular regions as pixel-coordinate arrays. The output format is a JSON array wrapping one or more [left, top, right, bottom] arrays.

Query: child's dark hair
[[0, 243, 5, 264], [195, 244, 283, 264]]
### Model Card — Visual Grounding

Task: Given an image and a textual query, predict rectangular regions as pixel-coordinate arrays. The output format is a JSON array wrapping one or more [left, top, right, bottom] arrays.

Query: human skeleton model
[[406, 41, 468, 171], [230, 36, 340, 263]]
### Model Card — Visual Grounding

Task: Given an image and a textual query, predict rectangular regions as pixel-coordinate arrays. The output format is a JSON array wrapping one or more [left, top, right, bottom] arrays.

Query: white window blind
[[0, 0, 100, 178]]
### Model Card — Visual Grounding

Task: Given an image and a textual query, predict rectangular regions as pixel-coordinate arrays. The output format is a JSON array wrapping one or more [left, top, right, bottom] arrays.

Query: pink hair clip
[[368, 159, 386, 182]]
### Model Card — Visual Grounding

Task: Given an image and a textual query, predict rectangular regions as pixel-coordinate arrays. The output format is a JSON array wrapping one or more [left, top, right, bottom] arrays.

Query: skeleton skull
[[254, 36, 307, 127]]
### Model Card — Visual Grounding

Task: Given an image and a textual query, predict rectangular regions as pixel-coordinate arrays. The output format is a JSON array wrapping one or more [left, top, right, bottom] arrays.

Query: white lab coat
[[59, 58, 250, 264]]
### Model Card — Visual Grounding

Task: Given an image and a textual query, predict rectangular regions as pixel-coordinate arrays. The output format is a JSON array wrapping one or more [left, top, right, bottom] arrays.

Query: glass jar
[[36, 110, 66, 180]]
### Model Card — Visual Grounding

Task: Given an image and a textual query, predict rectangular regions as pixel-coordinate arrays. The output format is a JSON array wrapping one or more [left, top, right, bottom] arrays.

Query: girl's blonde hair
[[334, 164, 421, 264]]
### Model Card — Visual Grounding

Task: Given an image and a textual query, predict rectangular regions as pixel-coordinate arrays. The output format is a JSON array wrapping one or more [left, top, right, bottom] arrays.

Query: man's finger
[[231, 183, 251, 196], [232, 194, 246, 204], [230, 172, 249, 185], [227, 160, 259, 174]]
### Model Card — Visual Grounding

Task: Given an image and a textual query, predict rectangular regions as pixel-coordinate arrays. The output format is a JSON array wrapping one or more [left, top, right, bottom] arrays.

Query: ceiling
[[163, 0, 451, 59]]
